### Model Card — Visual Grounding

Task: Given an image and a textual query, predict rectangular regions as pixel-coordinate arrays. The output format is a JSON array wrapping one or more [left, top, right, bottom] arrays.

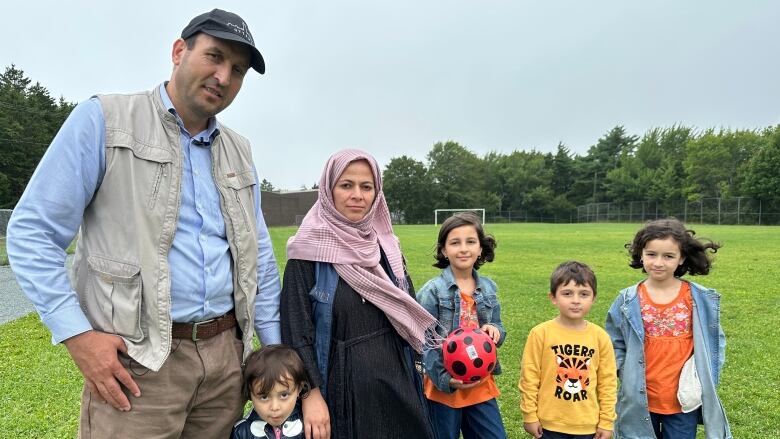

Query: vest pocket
[[222, 170, 256, 233], [85, 256, 144, 343], [147, 163, 167, 210], [104, 132, 174, 212], [234, 191, 251, 232]]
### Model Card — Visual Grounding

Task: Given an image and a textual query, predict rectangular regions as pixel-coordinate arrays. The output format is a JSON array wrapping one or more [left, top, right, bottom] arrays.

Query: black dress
[[280, 257, 435, 439]]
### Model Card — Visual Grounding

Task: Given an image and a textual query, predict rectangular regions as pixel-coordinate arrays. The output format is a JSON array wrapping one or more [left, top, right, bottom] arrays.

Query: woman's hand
[[480, 324, 501, 344], [594, 428, 613, 439], [301, 387, 330, 439]]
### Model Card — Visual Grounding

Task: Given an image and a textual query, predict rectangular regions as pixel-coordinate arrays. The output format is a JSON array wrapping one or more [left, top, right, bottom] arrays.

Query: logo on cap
[[227, 20, 253, 45]]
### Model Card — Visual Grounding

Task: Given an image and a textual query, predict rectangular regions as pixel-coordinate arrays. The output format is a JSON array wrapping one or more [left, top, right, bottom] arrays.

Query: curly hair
[[242, 345, 311, 401], [433, 212, 497, 270], [626, 218, 721, 277]]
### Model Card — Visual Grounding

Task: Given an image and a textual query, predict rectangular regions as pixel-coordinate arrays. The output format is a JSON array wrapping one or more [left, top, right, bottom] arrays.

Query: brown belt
[[171, 310, 236, 341]]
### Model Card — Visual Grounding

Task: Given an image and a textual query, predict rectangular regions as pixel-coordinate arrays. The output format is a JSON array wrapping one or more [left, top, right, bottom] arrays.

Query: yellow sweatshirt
[[518, 319, 617, 434]]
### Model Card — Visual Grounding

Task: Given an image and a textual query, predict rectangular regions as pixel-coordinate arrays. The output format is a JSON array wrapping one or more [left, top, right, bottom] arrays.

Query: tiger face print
[[554, 355, 590, 401]]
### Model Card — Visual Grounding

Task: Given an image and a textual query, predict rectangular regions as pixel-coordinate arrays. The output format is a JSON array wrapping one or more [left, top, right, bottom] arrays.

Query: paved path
[[0, 255, 73, 324]]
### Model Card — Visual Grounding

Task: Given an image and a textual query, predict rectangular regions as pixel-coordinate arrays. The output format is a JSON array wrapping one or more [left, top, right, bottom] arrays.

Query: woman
[[281, 149, 437, 439]]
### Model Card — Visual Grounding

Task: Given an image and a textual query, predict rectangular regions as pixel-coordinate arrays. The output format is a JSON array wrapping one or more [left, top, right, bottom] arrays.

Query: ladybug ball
[[442, 327, 497, 382]]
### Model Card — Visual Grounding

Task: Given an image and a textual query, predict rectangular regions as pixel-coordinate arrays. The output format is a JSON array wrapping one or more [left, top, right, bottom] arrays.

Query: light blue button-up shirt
[[7, 84, 281, 345]]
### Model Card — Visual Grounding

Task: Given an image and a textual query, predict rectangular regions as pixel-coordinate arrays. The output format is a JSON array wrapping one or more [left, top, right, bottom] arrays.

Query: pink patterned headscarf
[[286, 149, 437, 353]]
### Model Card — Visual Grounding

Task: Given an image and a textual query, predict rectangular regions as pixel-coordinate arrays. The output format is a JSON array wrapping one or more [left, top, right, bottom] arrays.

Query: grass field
[[0, 237, 7, 265], [1, 223, 778, 437], [0, 237, 77, 266]]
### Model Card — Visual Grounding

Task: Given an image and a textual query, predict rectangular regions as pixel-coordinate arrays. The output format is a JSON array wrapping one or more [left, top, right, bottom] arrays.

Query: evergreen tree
[[743, 126, 780, 200], [577, 125, 638, 202], [0, 65, 75, 207], [260, 178, 275, 192]]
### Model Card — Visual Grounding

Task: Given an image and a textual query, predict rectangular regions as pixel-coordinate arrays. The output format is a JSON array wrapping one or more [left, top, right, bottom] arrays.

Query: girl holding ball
[[417, 212, 508, 439]]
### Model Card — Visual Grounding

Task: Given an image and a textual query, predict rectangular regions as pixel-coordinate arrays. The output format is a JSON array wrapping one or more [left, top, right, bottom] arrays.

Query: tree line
[[0, 66, 75, 208], [2, 64, 779, 220], [382, 125, 780, 224]]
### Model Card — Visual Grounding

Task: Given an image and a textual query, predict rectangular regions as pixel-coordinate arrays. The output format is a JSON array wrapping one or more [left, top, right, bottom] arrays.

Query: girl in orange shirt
[[606, 218, 731, 439], [417, 212, 507, 439]]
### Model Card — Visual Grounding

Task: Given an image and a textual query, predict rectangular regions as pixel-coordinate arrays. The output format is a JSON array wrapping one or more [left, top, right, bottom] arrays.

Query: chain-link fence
[[4, 198, 777, 230], [479, 198, 780, 225], [576, 197, 780, 225], [488, 210, 575, 224]]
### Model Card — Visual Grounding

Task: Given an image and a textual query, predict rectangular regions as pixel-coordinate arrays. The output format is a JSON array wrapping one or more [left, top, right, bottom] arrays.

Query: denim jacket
[[605, 281, 731, 439], [417, 266, 506, 394], [309, 257, 424, 405], [309, 262, 340, 398]]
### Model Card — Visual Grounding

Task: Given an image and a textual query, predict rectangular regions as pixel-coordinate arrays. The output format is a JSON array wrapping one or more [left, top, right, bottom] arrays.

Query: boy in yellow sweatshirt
[[519, 261, 617, 439]]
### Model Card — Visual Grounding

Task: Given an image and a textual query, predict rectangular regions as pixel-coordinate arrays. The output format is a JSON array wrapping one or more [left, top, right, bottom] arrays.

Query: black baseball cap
[[181, 9, 265, 74]]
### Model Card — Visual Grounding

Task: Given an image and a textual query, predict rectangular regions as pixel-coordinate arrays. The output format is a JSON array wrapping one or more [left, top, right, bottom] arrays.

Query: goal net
[[434, 209, 486, 226]]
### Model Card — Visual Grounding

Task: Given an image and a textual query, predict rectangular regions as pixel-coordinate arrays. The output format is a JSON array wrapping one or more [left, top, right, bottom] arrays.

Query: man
[[7, 9, 280, 438]]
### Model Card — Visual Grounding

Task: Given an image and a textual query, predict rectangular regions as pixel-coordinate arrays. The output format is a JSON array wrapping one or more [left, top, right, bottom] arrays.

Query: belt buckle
[[191, 317, 216, 342]]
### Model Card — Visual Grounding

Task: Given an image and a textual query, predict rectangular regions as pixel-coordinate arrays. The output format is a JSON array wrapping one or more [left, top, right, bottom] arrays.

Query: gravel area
[[0, 255, 74, 325]]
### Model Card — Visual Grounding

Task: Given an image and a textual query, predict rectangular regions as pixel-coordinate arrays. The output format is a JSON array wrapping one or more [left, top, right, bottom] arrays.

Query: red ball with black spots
[[442, 327, 497, 382]]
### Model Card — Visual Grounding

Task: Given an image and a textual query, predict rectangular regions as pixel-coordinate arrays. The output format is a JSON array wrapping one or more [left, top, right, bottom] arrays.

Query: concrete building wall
[[260, 190, 318, 227]]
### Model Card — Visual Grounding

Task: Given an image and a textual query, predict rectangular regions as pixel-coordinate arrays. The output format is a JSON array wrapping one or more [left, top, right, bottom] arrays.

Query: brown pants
[[78, 329, 245, 439]]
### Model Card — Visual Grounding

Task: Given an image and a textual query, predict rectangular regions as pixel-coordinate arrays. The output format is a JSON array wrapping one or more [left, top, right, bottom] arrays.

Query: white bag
[[677, 355, 702, 413]]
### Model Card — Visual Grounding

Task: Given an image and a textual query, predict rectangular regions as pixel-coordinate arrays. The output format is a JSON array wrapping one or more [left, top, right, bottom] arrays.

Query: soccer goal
[[434, 209, 486, 226]]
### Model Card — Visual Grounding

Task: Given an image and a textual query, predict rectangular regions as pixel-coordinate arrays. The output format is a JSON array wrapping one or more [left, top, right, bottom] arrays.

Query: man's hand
[[63, 330, 140, 411], [480, 324, 501, 344], [594, 428, 613, 439], [301, 387, 330, 439], [523, 421, 543, 438]]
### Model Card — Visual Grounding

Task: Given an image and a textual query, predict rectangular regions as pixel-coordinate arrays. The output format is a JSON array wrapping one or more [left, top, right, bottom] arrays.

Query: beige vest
[[71, 86, 258, 371]]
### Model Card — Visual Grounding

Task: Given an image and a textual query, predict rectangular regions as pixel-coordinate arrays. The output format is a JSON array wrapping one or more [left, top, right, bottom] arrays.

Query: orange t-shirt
[[424, 292, 500, 408], [639, 281, 694, 414]]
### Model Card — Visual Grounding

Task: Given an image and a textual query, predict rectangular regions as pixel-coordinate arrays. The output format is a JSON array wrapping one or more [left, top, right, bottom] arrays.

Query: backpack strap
[[310, 262, 339, 398]]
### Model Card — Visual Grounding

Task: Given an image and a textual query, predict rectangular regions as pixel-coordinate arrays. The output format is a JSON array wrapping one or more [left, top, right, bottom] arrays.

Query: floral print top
[[640, 283, 693, 337], [639, 281, 694, 414], [459, 291, 480, 329]]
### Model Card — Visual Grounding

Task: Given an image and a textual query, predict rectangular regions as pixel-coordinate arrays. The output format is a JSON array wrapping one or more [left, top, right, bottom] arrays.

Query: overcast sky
[[3, 1, 779, 190]]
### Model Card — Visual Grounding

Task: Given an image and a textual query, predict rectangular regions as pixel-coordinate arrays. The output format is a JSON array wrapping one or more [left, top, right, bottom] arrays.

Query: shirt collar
[[442, 265, 481, 291], [159, 82, 219, 145]]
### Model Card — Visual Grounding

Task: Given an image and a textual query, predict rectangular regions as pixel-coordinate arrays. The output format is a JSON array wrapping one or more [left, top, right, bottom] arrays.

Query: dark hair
[[550, 261, 597, 296], [626, 218, 721, 277], [184, 33, 200, 49], [242, 345, 311, 401], [433, 212, 497, 269]]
